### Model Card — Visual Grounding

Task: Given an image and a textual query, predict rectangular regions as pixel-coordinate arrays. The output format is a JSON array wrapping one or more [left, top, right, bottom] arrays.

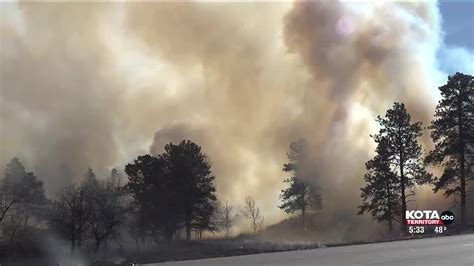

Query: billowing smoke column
[[126, 1, 444, 234], [0, 1, 470, 238], [283, 2, 441, 124]]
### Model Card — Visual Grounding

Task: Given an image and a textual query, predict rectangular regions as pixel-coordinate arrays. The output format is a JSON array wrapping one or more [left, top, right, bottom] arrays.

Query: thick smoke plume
[[0, 3, 123, 193], [0, 2, 469, 238]]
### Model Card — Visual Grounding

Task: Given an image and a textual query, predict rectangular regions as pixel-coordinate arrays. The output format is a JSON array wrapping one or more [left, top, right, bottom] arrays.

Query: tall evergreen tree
[[279, 139, 321, 230], [425, 73, 473, 225], [374, 103, 431, 232], [358, 137, 401, 231], [160, 140, 217, 241]]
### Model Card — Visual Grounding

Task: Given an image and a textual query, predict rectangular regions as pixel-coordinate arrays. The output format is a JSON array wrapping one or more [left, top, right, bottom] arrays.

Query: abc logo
[[440, 211, 455, 225]]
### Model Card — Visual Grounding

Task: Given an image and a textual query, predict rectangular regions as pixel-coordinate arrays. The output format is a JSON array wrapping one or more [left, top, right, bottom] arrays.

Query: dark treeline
[[49, 168, 125, 254], [0, 140, 250, 261], [359, 72, 474, 232]]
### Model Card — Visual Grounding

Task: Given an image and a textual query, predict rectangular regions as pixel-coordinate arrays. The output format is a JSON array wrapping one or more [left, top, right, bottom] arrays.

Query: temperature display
[[434, 226, 447, 234]]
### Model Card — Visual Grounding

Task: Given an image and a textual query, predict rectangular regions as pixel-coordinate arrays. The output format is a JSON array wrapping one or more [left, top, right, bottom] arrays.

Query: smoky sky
[[0, 1, 470, 233]]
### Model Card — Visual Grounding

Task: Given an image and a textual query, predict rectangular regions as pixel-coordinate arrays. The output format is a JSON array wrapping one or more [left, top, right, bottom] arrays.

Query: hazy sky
[[0, 1, 473, 234]]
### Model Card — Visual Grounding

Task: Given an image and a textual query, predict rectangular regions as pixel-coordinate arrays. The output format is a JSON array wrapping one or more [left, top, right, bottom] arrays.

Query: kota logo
[[405, 210, 440, 220]]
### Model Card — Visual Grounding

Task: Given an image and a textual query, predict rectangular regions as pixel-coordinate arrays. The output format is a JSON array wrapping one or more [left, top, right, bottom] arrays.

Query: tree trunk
[[459, 103, 466, 226], [70, 221, 76, 254], [302, 187, 307, 231], [165, 230, 173, 244], [400, 161, 407, 233], [386, 178, 393, 232], [302, 207, 306, 231], [460, 158, 466, 226], [70, 233, 76, 254], [77, 228, 83, 249], [186, 226, 191, 240], [134, 235, 140, 253], [7, 219, 23, 257], [186, 215, 192, 241], [94, 239, 100, 254]]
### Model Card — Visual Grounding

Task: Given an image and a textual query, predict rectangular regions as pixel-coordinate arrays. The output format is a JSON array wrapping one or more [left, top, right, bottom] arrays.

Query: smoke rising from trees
[[1, 2, 472, 234]]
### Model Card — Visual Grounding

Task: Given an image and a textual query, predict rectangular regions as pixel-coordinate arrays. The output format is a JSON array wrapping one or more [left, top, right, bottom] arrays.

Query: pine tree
[[160, 140, 217, 241], [358, 137, 401, 231], [373, 103, 431, 232], [125, 140, 217, 242], [425, 73, 473, 225], [279, 139, 321, 230]]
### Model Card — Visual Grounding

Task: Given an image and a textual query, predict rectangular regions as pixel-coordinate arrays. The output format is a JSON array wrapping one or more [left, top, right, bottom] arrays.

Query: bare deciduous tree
[[243, 197, 263, 233], [221, 201, 234, 238], [51, 185, 89, 254], [84, 170, 125, 253]]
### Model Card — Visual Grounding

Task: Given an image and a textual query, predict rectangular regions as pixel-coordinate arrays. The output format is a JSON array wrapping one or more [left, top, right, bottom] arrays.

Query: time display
[[408, 226, 425, 234]]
